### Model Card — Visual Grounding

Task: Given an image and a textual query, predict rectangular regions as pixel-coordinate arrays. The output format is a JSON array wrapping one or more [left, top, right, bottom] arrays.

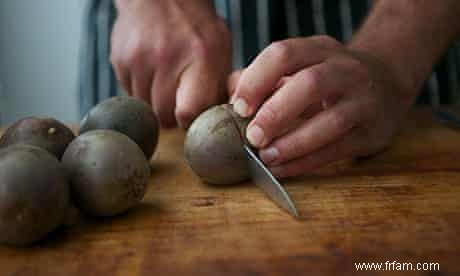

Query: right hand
[[111, 0, 232, 128]]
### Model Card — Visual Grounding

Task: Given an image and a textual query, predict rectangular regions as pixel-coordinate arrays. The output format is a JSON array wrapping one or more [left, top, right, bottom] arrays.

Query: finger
[[259, 98, 364, 166], [151, 68, 179, 128], [110, 30, 132, 95], [113, 64, 132, 95], [270, 102, 325, 142], [300, 102, 324, 121], [246, 61, 345, 148], [231, 36, 341, 117], [131, 67, 153, 104], [231, 73, 292, 105], [175, 62, 223, 129], [228, 70, 243, 98], [270, 130, 363, 178]]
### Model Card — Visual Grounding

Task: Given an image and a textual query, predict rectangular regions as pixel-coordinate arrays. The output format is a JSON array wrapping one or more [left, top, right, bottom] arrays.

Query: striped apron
[[79, 0, 460, 118]]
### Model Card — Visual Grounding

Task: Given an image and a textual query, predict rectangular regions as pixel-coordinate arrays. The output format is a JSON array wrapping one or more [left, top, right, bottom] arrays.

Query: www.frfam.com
[[355, 261, 440, 271]]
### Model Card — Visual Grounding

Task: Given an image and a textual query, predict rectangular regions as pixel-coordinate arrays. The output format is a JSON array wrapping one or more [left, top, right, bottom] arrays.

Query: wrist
[[347, 0, 460, 107], [347, 42, 422, 104]]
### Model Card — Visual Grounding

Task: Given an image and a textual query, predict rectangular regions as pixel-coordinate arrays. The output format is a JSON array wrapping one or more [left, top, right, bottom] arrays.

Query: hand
[[229, 36, 416, 178], [111, 0, 232, 128]]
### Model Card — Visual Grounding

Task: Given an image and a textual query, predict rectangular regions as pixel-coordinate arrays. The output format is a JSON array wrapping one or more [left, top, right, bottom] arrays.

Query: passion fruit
[[62, 130, 150, 217], [184, 104, 250, 185], [79, 96, 159, 159], [0, 145, 70, 246], [0, 117, 75, 159]]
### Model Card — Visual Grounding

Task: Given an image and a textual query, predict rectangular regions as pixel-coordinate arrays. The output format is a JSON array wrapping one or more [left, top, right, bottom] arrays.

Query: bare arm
[[349, 0, 460, 103]]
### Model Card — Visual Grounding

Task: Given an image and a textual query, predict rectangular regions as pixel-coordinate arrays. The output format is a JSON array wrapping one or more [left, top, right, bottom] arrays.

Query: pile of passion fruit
[[0, 96, 158, 246], [0, 97, 255, 246]]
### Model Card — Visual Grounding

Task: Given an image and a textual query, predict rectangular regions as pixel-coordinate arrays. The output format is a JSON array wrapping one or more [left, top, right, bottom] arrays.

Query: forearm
[[349, 0, 460, 102]]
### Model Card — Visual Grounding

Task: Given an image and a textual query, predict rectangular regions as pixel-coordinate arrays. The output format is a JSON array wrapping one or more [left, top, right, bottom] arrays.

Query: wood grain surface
[[0, 108, 459, 275]]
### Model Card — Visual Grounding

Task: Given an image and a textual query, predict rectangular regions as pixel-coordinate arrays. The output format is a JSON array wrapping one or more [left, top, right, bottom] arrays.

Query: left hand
[[228, 35, 416, 178]]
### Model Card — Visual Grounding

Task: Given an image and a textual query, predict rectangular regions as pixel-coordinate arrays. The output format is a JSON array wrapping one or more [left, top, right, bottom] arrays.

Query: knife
[[225, 106, 299, 218], [242, 144, 299, 218]]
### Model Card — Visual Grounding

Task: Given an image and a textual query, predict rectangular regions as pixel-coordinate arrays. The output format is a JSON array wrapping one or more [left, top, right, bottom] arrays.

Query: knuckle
[[314, 35, 341, 48], [235, 80, 253, 97], [153, 41, 175, 65], [346, 56, 364, 70], [126, 38, 149, 66], [300, 67, 323, 93], [255, 104, 278, 133], [266, 40, 292, 61], [111, 44, 131, 67], [346, 57, 369, 79]]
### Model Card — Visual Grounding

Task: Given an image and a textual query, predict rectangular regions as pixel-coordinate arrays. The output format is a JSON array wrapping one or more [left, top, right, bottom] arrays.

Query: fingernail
[[260, 147, 279, 165], [233, 98, 250, 117], [246, 124, 265, 147]]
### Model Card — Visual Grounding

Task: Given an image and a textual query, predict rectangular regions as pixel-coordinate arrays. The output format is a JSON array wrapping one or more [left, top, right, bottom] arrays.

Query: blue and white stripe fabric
[[79, 0, 119, 117], [79, 0, 460, 118]]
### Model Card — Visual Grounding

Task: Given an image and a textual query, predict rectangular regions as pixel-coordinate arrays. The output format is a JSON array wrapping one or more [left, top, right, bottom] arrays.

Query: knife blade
[[243, 144, 299, 218], [224, 105, 299, 218]]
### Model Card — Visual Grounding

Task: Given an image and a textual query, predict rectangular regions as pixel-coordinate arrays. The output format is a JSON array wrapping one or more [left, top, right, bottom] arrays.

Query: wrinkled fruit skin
[[185, 104, 250, 185], [0, 117, 76, 159], [62, 130, 150, 217], [79, 96, 159, 159], [0, 145, 70, 246]]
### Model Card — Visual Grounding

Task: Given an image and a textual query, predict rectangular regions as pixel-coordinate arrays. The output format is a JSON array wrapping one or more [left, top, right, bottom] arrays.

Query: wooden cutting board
[[0, 108, 459, 275]]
